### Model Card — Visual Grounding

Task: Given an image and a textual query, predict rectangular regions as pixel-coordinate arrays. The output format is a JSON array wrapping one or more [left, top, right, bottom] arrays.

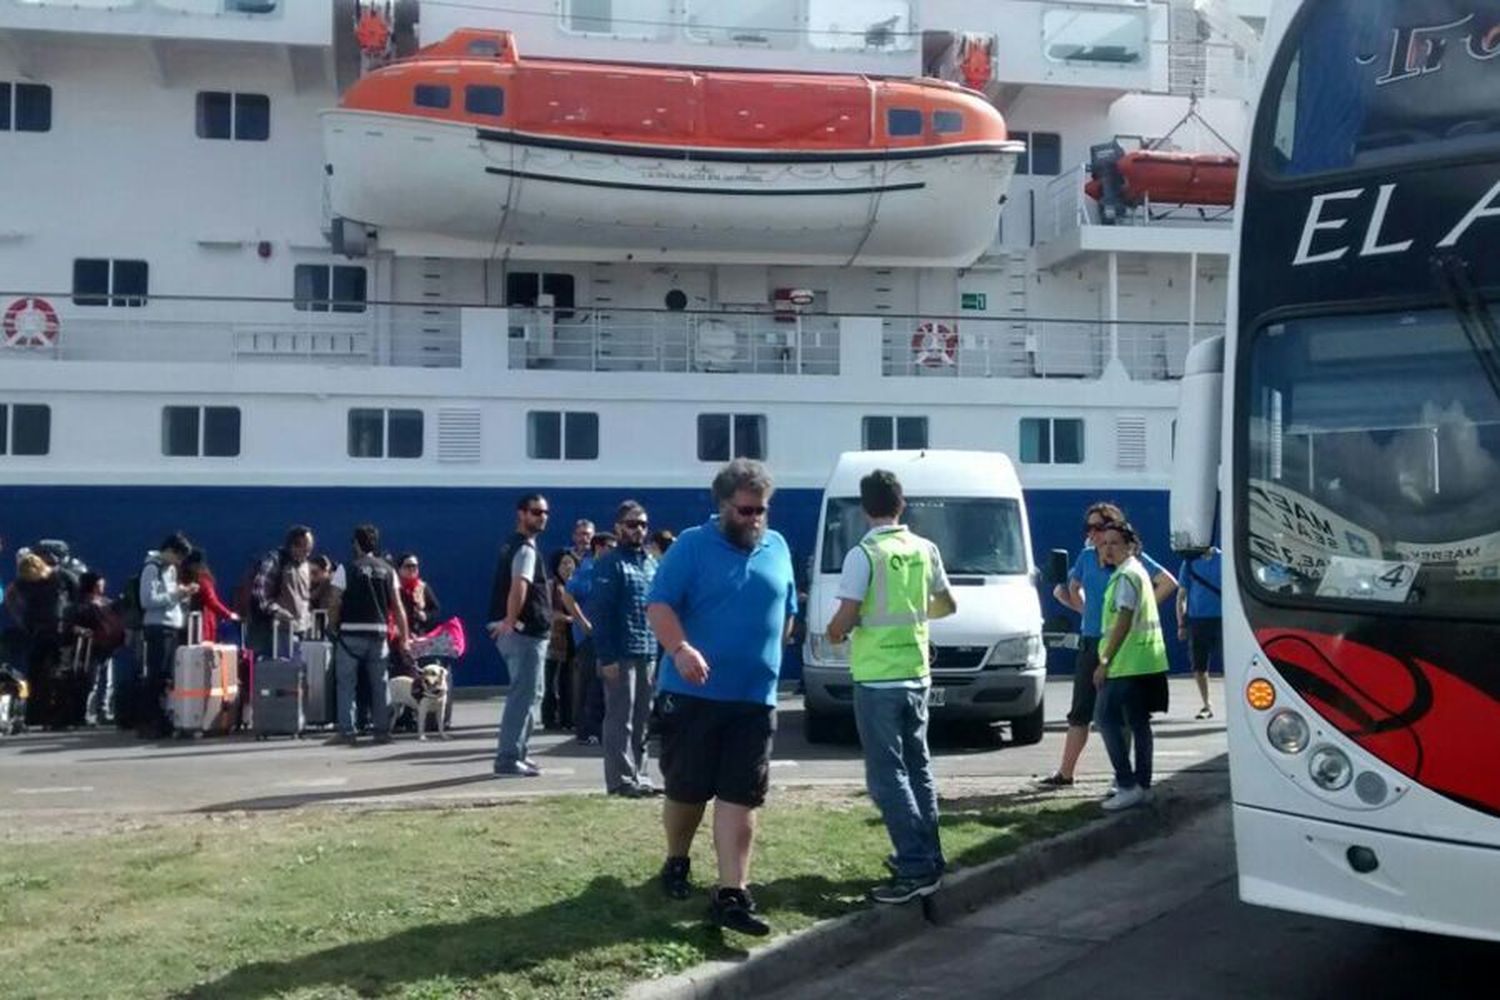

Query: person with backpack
[[1176, 545, 1223, 720], [134, 533, 196, 739], [67, 571, 125, 726], [246, 526, 315, 657], [328, 524, 408, 746]]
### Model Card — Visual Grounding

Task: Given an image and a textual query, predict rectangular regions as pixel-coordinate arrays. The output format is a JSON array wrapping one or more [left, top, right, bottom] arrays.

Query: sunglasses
[[527, 508, 550, 516], [1084, 520, 1107, 531], [734, 505, 768, 518], [622, 519, 649, 529], [401, 562, 419, 570]]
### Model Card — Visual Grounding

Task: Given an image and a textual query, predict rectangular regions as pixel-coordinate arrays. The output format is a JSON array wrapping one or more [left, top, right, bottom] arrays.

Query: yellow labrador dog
[[387, 663, 451, 740]]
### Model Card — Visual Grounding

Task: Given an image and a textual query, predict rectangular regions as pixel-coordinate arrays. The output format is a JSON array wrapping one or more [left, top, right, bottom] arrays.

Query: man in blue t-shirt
[[1038, 502, 1177, 788], [647, 459, 797, 938], [1176, 546, 1223, 720]]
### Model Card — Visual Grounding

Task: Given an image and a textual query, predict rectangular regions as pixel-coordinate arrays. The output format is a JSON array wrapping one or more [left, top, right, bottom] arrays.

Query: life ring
[[911, 322, 958, 367], [2, 297, 60, 350]]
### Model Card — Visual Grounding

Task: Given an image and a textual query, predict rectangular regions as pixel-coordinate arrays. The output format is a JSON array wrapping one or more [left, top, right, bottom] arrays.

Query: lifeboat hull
[[1085, 150, 1238, 207], [323, 111, 1021, 266]]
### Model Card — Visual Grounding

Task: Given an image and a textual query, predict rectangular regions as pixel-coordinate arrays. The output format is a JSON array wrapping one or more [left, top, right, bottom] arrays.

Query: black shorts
[[1067, 637, 1101, 727], [656, 692, 776, 808], [1188, 618, 1223, 674]]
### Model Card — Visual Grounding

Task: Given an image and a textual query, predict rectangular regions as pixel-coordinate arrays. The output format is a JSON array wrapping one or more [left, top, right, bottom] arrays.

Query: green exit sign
[[961, 292, 987, 311]]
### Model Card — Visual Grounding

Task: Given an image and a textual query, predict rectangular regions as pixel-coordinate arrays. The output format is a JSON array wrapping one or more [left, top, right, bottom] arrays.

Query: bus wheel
[[1010, 701, 1045, 746]]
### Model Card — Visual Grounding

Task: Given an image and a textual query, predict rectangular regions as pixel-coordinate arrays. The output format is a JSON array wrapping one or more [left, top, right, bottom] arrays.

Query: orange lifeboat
[[322, 29, 1025, 266], [1085, 148, 1239, 210]]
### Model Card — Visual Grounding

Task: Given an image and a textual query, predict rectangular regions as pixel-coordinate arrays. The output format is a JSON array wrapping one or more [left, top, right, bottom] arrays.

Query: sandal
[[1195, 707, 1214, 720], [1036, 773, 1074, 787]]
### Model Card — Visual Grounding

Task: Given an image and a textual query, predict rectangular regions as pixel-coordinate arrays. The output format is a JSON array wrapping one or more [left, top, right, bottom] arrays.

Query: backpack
[[120, 558, 161, 632]]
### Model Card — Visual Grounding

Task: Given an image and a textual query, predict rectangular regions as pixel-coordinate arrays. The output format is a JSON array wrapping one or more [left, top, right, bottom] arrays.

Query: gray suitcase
[[302, 611, 335, 728], [252, 622, 305, 739]]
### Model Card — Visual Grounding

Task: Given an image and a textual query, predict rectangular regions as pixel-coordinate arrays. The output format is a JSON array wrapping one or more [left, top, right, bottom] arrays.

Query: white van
[[801, 450, 1047, 743]]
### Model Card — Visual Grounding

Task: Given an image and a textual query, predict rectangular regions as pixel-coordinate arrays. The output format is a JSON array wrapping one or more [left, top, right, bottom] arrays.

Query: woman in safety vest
[[1093, 521, 1169, 811]]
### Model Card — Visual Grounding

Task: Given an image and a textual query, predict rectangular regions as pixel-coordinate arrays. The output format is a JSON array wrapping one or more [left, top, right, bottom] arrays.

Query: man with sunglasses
[[592, 500, 660, 798], [647, 459, 797, 936], [489, 493, 553, 777], [1038, 502, 1176, 788]]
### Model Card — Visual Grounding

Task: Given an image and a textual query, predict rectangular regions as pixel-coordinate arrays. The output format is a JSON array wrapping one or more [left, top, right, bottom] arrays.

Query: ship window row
[[196, 91, 270, 142], [295, 265, 369, 313], [886, 108, 966, 138], [1, 82, 51, 133], [0, 404, 50, 456], [528, 411, 598, 460], [862, 415, 928, 451], [73, 259, 148, 308], [163, 406, 241, 458], [1013, 132, 1062, 176], [413, 84, 506, 118], [349, 408, 424, 459]]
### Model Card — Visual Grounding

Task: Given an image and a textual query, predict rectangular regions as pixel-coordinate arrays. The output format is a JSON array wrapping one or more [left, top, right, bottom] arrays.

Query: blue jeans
[[495, 633, 549, 768], [335, 632, 391, 737], [853, 684, 944, 879], [1096, 675, 1154, 791]]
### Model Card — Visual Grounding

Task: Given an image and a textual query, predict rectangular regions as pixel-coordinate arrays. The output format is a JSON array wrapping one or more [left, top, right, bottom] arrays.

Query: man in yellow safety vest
[[827, 469, 956, 904]]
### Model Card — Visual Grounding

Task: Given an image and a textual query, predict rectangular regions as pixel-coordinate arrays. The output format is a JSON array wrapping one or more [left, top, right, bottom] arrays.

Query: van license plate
[[927, 687, 946, 708]]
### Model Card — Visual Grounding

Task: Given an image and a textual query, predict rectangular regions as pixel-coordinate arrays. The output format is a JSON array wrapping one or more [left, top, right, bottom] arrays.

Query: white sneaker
[[1103, 781, 1119, 799], [1101, 785, 1147, 811]]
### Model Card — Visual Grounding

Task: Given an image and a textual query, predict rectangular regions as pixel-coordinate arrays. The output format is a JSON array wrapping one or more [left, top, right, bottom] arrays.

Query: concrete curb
[[626, 762, 1229, 1000]]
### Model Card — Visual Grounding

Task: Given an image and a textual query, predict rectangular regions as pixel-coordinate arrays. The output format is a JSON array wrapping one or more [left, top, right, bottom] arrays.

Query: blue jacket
[[591, 545, 658, 663]]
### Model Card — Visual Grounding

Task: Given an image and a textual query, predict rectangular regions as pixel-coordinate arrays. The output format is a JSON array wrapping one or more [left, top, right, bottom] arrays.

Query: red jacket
[[192, 575, 236, 643]]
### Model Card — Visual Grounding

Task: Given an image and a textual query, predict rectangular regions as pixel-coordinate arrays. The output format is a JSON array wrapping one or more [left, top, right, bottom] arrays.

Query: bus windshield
[[1264, 0, 1500, 177], [1244, 306, 1500, 616], [819, 497, 1027, 576]]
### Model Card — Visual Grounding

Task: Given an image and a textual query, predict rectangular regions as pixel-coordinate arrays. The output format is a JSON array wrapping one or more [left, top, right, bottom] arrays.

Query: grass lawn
[[1, 789, 1098, 999]]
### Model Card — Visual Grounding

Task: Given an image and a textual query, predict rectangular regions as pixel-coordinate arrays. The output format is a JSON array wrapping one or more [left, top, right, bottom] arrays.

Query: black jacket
[[488, 533, 551, 638]]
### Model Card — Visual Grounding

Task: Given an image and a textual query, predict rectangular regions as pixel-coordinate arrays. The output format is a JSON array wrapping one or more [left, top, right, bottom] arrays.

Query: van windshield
[[819, 497, 1028, 576]]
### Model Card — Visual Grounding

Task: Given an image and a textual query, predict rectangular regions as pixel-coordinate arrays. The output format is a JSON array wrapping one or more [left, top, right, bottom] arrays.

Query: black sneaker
[[660, 856, 692, 900], [870, 873, 942, 905], [710, 887, 771, 937]]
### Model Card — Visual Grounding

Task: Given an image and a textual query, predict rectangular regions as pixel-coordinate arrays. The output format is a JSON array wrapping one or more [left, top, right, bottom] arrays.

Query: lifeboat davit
[[1085, 147, 1239, 213], [323, 30, 1025, 266]]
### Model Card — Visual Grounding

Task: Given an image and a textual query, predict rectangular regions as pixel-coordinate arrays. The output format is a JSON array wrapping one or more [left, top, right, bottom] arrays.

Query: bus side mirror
[[1171, 335, 1225, 553], [1047, 549, 1071, 587]]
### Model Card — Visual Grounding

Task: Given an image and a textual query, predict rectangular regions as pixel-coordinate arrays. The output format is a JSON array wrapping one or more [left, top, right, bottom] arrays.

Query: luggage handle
[[271, 618, 294, 660], [187, 610, 204, 647], [73, 633, 93, 672], [311, 609, 328, 641]]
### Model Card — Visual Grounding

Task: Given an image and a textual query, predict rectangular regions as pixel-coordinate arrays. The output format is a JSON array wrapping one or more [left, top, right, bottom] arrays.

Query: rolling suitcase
[[251, 621, 305, 739], [302, 611, 336, 728], [170, 613, 239, 736]]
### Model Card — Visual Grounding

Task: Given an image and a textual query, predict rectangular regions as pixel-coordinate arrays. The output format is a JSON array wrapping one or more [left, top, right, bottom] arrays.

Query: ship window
[[465, 85, 505, 117], [1013, 131, 1062, 176], [562, 0, 672, 40], [195, 91, 270, 141], [348, 408, 424, 459], [414, 84, 452, 110], [294, 264, 368, 313], [887, 108, 923, 137], [506, 272, 576, 320], [2, 82, 52, 132], [1042, 9, 1146, 65], [73, 258, 148, 308], [527, 411, 598, 460], [162, 406, 240, 458], [932, 110, 964, 135], [698, 413, 766, 462], [863, 415, 928, 451], [0, 404, 51, 457], [467, 39, 501, 57], [1020, 417, 1084, 464]]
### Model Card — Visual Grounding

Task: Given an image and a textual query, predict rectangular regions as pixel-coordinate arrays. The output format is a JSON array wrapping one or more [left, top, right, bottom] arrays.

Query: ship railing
[[508, 309, 842, 376], [1036, 163, 1236, 244], [881, 317, 1221, 381], [4, 1, 281, 13]]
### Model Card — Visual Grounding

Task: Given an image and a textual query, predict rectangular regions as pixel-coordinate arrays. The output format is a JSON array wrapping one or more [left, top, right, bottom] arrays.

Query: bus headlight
[[990, 633, 1041, 665], [807, 634, 849, 663], [1308, 746, 1353, 791], [1267, 710, 1310, 754]]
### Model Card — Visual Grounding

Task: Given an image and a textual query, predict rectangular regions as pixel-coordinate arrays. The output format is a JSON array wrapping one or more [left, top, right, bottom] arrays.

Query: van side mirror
[[1047, 549, 1071, 587], [1042, 614, 1079, 650]]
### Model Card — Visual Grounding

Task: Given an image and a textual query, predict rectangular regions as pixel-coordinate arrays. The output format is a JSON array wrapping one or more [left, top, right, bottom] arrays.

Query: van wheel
[[803, 709, 841, 745], [1010, 701, 1045, 746]]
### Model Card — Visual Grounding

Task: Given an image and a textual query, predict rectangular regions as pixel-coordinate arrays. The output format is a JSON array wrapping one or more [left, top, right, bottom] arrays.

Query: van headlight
[[807, 634, 850, 663], [989, 633, 1042, 665]]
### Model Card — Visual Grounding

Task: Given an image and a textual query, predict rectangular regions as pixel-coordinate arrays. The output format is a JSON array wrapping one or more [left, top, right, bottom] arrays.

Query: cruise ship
[[0, 0, 1263, 686]]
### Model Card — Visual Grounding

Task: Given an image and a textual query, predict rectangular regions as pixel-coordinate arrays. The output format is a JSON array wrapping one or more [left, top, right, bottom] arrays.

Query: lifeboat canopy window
[[932, 110, 964, 135], [467, 38, 502, 57], [414, 85, 452, 110], [888, 108, 923, 137], [465, 85, 505, 117]]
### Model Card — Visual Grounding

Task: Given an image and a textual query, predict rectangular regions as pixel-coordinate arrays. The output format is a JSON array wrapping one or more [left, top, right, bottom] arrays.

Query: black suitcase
[[251, 623, 304, 739]]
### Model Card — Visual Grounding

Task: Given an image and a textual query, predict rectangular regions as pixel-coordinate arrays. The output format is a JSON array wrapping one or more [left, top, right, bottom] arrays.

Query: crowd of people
[[1, 460, 1223, 935]]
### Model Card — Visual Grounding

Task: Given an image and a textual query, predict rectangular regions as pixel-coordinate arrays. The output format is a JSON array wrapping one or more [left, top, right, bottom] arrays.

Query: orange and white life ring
[[911, 322, 958, 367], [2, 297, 60, 350]]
